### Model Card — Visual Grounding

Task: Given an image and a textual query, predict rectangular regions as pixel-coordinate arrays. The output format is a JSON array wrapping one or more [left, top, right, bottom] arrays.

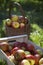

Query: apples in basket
[[5, 2, 30, 36]]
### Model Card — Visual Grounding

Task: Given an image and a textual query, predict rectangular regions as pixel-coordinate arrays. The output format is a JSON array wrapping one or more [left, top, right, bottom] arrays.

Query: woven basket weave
[[5, 2, 30, 37]]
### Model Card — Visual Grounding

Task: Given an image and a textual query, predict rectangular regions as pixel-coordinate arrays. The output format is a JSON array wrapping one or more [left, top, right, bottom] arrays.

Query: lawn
[[0, 0, 43, 48]]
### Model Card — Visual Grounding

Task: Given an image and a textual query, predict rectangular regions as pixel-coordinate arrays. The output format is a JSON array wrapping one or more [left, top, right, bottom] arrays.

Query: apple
[[6, 19, 11, 26], [8, 54, 18, 65], [18, 42, 28, 51], [26, 44, 35, 54], [8, 54, 14, 62], [19, 59, 30, 65], [11, 15, 18, 22], [36, 49, 43, 56], [11, 47, 20, 55], [12, 22, 20, 28], [13, 42, 28, 50], [39, 58, 43, 65], [25, 17, 28, 24], [26, 54, 35, 60], [26, 55, 35, 65], [20, 23, 25, 28], [34, 54, 41, 65], [0, 42, 9, 52], [14, 49, 26, 60], [25, 51, 30, 55], [19, 16, 25, 23]]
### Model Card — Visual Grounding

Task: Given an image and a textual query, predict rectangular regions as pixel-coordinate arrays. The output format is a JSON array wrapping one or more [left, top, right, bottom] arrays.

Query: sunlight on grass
[[30, 24, 43, 48]]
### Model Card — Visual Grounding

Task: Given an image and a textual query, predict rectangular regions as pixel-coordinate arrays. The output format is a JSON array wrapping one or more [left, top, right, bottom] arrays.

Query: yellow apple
[[11, 15, 18, 22], [12, 22, 20, 28], [19, 59, 30, 65]]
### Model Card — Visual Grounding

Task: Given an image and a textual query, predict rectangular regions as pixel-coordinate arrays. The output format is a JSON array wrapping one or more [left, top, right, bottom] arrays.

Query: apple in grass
[[13, 49, 26, 61], [26, 54, 35, 65], [12, 22, 20, 28], [0, 42, 9, 52]]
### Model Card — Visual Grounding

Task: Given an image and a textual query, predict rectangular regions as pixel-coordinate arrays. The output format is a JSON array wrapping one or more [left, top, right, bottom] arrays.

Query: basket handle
[[9, 2, 25, 19]]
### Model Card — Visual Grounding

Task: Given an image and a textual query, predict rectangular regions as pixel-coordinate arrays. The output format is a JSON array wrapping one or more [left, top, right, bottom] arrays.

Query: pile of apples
[[5, 15, 28, 29], [0, 42, 43, 65]]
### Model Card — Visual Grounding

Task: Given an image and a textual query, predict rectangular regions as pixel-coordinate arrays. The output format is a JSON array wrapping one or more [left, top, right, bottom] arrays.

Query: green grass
[[30, 24, 43, 48]]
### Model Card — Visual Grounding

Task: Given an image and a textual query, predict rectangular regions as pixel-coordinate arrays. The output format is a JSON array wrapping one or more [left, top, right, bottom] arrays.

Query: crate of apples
[[0, 41, 43, 65]]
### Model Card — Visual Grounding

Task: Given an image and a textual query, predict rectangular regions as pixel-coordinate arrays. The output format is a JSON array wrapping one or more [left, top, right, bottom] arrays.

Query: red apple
[[26, 55, 35, 65], [11, 47, 20, 54], [14, 49, 26, 60], [34, 54, 41, 65], [0, 42, 9, 52], [19, 16, 25, 23], [13, 42, 27, 50], [19, 42, 28, 51], [26, 54, 35, 60], [20, 23, 25, 28], [26, 44, 35, 54]]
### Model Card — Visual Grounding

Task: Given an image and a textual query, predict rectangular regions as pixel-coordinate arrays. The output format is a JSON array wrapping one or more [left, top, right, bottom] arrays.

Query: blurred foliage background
[[0, 0, 43, 48]]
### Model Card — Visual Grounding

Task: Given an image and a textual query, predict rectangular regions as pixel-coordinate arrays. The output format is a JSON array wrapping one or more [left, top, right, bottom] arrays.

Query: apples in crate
[[0, 41, 43, 65]]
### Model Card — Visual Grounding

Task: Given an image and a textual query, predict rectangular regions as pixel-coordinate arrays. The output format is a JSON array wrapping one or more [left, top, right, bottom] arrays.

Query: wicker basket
[[5, 2, 30, 37]]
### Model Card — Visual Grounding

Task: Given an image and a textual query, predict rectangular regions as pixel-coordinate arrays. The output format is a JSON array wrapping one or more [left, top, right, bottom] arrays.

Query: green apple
[[25, 51, 30, 55], [6, 19, 11, 26]]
